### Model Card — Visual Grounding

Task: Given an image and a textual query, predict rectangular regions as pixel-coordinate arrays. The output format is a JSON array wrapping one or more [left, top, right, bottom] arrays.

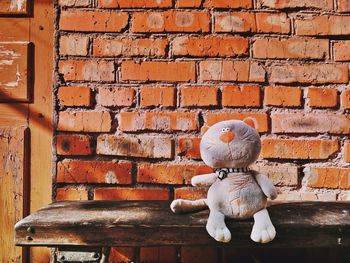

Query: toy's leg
[[170, 199, 208, 213], [251, 208, 276, 243], [206, 209, 231, 243]]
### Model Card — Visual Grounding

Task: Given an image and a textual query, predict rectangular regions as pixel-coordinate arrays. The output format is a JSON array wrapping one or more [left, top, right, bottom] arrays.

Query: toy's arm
[[191, 173, 217, 186], [252, 171, 278, 200]]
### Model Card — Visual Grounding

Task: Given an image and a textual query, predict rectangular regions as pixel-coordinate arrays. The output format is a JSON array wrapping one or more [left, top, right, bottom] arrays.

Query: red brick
[[109, 248, 135, 263], [253, 38, 328, 59], [56, 188, 88, 201], [93, 37, 168, 57], [264, 86, 302, 107], [181, 247, 218, 263], [57, 111, 111, 132], [176, 0, 202, 8], [222, 85, 261, 107], [57, 134, 92, 155], [337, 0, 350, 12], [58, 86, 92, 107], [121, 61, 195, 82], [205, 112, 268, 132], [334, 41, 350, 61], [172, 36, 248, 57], [59, 35, 89, 56], [132, 11, 210, 33], [96, 86, 135, 107], [140, 247, 177, 263], [204, 0, 252, 8], [257, 0, 333, 10], [199, 60, 265, 82], [255, 13, 291, 34], [307, 87, 338, 108], [140, 86, 176, 107], [275, 192, 336, 201], [119, 111, 197, 132], [177, 137, 201, 159], [341, 89, 350, 109], [295, 15, 350, 36], [137, 163, 212, 184], [59, 60, 115, 82], [252, 163, 298, 186], [261, 138, 339, 159], [174, 187, 207, 200], [97, 135, 173, 159], [271, 113, 350, 134], [58, 0, 90, 6], [305, 167, 350, 189], [60, 10, 128, 32], [94, 187, 170, 200], [214, 12, 255, 33], [180, 86, 218, 107], [269, 63, 349, 84], [57, 159, 132, 184], [344, 140, 350, 162], [97, 0, 172, 8]]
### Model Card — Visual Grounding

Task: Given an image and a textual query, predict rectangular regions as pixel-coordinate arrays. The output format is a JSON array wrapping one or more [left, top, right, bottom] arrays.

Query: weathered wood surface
[[0, 0, 28, 15], [15, 201, 350, 248]]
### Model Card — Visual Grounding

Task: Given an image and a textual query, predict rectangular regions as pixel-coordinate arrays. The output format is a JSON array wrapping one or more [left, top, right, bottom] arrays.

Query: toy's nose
[[219, 131, 235, 143]]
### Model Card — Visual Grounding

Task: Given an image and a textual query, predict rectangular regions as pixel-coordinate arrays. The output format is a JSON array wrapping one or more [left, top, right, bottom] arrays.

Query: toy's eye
[[221, 127, 230, 132]]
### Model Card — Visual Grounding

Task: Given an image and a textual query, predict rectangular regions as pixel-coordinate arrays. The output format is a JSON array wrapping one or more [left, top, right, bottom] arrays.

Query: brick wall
[[55, 0, 350, 261]]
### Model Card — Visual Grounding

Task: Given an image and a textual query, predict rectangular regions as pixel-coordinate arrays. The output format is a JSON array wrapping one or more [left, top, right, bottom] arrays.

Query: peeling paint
[[9, 0, 25, 11], [0, 60, 14, 66]]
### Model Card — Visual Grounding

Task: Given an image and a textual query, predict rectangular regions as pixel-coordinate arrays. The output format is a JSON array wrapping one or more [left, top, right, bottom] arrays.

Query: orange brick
[[58, 0, 90, 6], [181, 246, 218, 263], [119, 111, 197, 132], [60, 10, 128, 32], [261, 138, 339, 159], [341, 89, 350, 109], [93, 37, 168, 57], [140, 247, 177, 263], [57, 159, 132, 184], [57, 111, 111, 132], [255, 13, 291, 34], [57, 86, 92, 107], [334, 41, 350, 61], [56, 134, 92, 155], [180, 86, 218, 107], [176, 0, 203, 7], [59, 35, 89, 56], [272, 113, 350, 134], [337, 0, 350, 12], [97, 135, 174, 158], [199, 60, 265, 82], [307, 87, 338, 108], [264, 86, 302, 107], [222, 85, 261, 107], [204, 0, 252, 8], [94, 187, 170, 200], [257, 0, 333, 10], [132, 11, 210, 33], [97, 0, 172, 8], [121, 61, 195, 82], [305, 167, 350, 189], [269, 63, 348, 84], [252, 163, 298, 186], [137, 163, 213, 184], [214, 12, 256, 33], [174, 187, 207, 200], [96, 87, 135, 107], [56, 188, 88, 201], [205, 112, 268, 133], [344, 140, 350, 162], [177, 137, 201, 159], [109, 248, 135, 263], [253, 38, 329, 59], [59, 60, 115, 82], [140, 86, 176, 107], [172, 36, 248, 57]]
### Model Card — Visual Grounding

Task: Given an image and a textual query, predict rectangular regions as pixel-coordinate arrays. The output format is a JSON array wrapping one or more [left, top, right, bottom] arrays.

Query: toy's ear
[[243, 117, 257, 129], [200, 125, 210, 135]]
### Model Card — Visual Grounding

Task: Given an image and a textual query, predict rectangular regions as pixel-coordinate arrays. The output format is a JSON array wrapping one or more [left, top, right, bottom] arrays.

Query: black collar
[[215, 167, 250, 180]]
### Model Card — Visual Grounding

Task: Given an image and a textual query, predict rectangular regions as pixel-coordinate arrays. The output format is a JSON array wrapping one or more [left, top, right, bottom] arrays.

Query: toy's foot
[[170, 199, 185, 213], [206, 210, 231, 243], [251, 208, 276, 243], [170, 199, 207, 214]]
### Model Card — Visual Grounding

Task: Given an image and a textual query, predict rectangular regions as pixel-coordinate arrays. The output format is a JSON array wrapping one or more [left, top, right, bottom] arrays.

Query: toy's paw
[[250, 223, 276, 243], [206, 223, 231, 243], [170, 199, 186, 214]]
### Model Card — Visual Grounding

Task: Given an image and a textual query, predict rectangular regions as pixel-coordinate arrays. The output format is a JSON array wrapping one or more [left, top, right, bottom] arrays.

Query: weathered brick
[[205, 112, 268, 132], [253, 38, 329, 59], [93, 37, 168, 57], [119, 111, 197, 132], [180, 86, 218, 107], [271, 113, 350, 134], [181, 247, 218, 263], [295, 15, 350, 36], [57, 111, 111, 132], [199, 61, 265, 82], [60, 35, 89, 56], [334, 41, 350, 61], [172, 36, 248, 57], [57, 159, 132, 184], [341, 89, 350, 109], [222, 85, 261, 107], [56, 188, 88, 201], [264, 86, 302, 107], [96, 87, 135, 107], [255, 13, 291, 34], [261, 138, 339, 159], [304, 167, 350, 189], [97, 0, 172, 8], [57, 134, 92, 155], [58, 0, 90, 6], [94, 187, 170, 200], [307, 87, 338, 108], [140, 86, 176, 107], [121, 61, 195, 82], [269, 63, 349, 84], [132, 11, 210, 33], [214, 12, 256, 33], [59, 60, 115, 82], [257, 0, 333, 10], [252, 163, 299, 186], [204, 0, 252, 8], [60, 10, 128, 32], [58, 86, 92, 107], [337, 0, 350, 12], [275, 192, 331, 201], [344, 140, 350, 162], [176, 0, 202, 8], [177, 137, 201, 159], [174, 187, 207, 200], [97, 135, 173, 159]]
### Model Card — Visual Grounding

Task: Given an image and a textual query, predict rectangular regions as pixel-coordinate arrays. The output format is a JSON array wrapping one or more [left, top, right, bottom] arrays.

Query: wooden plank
[[0, 0, 28, 15], [0, 18, 30, 41], [0, 103, 28, 126], [15, 201, 350, 248]]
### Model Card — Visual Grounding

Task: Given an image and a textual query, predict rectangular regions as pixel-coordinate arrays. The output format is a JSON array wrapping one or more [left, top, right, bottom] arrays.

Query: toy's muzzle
[[219, 131, 235, 143]]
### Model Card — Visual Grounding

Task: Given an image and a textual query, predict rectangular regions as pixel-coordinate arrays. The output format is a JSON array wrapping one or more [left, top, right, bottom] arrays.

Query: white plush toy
[[170, 118, 278, 243]]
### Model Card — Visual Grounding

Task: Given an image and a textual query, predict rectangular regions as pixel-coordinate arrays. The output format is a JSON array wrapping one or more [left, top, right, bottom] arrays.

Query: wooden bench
[[15, 201, 350, 262]]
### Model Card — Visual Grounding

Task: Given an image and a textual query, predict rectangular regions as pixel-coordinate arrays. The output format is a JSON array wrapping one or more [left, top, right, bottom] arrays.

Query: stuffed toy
[[170, 118, 277, 243]]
